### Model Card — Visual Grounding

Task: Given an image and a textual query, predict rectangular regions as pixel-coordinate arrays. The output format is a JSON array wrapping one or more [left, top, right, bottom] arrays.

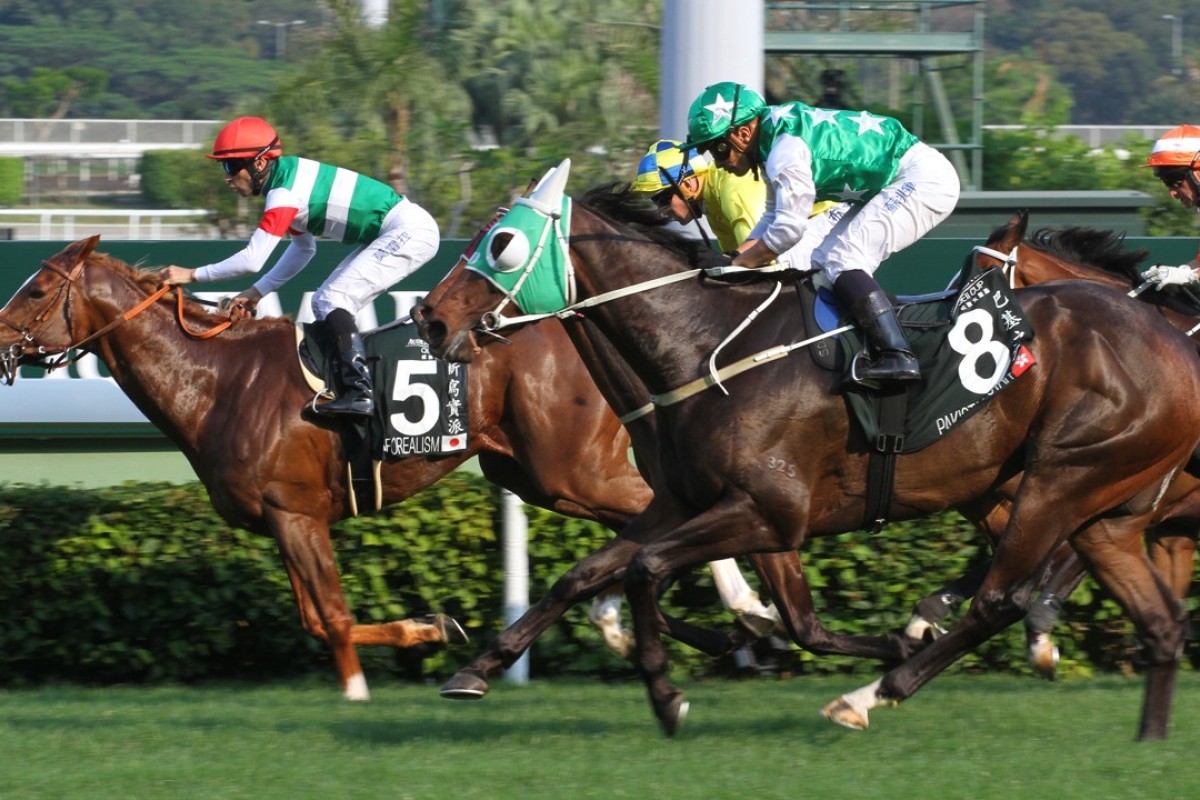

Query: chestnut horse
[[0, 235, 670, 702], [415, 165, 1200, 740]]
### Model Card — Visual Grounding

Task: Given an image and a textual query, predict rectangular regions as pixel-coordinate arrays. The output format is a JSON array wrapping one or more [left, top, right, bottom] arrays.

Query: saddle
[[297, 319, 471, 515], [790, 264, 1035, 530]]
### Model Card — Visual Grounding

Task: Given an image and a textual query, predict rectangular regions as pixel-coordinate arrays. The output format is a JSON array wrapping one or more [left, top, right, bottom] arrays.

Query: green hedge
[[0, 156, 23, 206], [0, 478, 1194, 687]]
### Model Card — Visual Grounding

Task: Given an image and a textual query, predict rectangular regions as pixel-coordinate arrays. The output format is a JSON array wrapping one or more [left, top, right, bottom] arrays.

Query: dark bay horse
[[415, 164, 1200, 739], [0, 235, 665, 701]]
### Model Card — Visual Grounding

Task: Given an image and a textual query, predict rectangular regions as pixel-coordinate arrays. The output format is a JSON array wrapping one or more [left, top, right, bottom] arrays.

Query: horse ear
[[526, 158, 571, 214], [47, 235, 101, 269], [1014, 209, 1029, 240], [993, 209, 1027, 251]]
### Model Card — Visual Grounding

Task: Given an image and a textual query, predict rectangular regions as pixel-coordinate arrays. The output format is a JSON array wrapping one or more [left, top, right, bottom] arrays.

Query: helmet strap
[[658, 164, 713, 250], [249, 158, 274, 196]]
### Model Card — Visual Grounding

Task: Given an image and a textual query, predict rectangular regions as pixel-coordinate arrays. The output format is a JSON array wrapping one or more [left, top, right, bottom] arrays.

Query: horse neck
[[1014, 245, 1129, 291], [558, 316, 664, 480], [78, 268, 296, 455], [567, 213, 751, 397]]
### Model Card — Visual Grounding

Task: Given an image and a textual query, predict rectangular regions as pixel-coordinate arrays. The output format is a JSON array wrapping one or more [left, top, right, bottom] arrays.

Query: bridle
[[0, 255, 232, 385]]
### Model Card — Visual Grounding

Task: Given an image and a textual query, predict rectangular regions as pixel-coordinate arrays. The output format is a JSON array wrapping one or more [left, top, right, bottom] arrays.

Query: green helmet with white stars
[[682, 82, 766, 150]]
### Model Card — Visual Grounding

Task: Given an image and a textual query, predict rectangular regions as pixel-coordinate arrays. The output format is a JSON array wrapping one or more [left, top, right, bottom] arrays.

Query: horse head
[[0, 235, 107, 383], [415, 159, 576, 363]]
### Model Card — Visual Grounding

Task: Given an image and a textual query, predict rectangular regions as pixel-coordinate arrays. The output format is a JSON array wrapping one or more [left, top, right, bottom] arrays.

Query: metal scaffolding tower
[[764, 0, 985, 189]]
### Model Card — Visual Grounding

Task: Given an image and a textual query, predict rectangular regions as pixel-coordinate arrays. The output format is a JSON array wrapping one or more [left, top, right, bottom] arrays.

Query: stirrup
[[849, 350, 921, 385], [314, 392, 375, 417]]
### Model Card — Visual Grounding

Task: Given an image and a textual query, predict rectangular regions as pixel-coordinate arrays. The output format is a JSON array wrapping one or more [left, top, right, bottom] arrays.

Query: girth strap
[[862, 387, 908, 532]]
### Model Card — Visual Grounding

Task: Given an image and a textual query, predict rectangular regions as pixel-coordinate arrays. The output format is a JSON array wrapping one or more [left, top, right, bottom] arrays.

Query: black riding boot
[[317, 330, 375, 417], [833, 270, 921, 385]]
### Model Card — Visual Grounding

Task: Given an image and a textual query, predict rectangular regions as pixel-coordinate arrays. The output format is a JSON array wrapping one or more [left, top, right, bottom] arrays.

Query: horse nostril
[[424, 320, 447, 348]]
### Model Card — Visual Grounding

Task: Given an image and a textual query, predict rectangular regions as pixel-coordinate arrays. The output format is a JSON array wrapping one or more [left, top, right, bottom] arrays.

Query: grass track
[[1, 673, 1198, 799]]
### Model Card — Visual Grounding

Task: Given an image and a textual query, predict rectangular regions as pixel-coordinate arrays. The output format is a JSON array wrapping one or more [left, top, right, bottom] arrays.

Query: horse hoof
[[1029, 640, 1060, 681], [656, 693, 689, 737], [436, 613, 470, 645], [736, 610, 778, 639], [821, 698, 869, 730], [441, 669, 490, 700]]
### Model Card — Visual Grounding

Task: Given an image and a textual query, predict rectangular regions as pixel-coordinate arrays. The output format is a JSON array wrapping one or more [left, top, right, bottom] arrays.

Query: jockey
[[1141, 125, 1200, 290], [681, 81, 961, 385], [159, 116, 440, 417], [631, 138, 764, 252], [632, 138, 845, 263]]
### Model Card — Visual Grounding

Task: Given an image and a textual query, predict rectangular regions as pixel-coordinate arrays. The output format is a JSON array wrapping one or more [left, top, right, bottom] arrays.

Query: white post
[[660, 0, 764, 139], [361, 0, 388, 28], [501, 489, 530, 684]]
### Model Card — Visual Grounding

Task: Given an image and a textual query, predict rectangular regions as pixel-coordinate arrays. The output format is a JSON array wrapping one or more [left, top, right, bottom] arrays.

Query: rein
[[4, 256, 233, 377]]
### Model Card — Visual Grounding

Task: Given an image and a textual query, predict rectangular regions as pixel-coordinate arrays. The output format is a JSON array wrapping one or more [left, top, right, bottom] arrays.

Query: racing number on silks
[[390, 360, 440, 435], [948, 308, 1010, 395]]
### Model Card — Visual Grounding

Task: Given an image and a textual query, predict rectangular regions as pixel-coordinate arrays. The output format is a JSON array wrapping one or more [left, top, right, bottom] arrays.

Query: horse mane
[[91, 248, 295, 335], [579, 183, 713, 266], [1025, 226, 1149, 284]]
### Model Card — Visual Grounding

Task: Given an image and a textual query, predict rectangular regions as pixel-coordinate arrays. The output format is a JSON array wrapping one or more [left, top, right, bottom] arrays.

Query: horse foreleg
[[270, 509, 457, 702], [442, 534, 645, 700], [749, 551, 921, 662], [591, 556, 786, 661], [278, 557, 370, 701], [624, 493, 782, 736]]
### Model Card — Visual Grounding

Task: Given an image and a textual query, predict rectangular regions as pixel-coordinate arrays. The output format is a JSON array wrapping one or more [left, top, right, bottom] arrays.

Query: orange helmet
[[1143, 125, 1200, 168], [207, 116, 283, 161]]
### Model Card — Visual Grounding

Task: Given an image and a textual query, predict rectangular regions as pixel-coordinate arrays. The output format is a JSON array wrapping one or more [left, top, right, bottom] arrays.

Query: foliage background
[[1, 1, 1198, 236], [0, 479, 1194, 686]]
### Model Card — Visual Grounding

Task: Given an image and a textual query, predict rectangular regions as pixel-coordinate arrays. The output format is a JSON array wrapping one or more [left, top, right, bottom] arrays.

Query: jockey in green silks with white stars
[[682, 82, 961, 385]]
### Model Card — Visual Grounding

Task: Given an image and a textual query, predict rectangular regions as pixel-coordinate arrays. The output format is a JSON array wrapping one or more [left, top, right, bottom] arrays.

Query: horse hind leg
[[588, 586, 633, 659]]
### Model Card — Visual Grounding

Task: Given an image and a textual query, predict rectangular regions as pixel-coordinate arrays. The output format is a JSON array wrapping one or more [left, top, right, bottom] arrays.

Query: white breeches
[[311, 199, 441, 320], [787, 142, 961, 282]]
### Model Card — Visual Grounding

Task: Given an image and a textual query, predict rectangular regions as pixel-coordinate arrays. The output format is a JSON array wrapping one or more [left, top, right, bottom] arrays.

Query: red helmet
[[207, 116, 283, 161], [1143, 124, 1200, 168]]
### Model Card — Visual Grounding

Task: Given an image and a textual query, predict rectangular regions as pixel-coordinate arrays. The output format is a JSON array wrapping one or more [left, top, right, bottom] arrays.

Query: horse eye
[[27, 288, 44, 300]]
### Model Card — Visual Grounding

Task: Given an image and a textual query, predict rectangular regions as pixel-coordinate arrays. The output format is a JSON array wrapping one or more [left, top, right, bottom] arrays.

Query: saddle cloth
[[796, 263, 1035, 453], [298, 318, 470, 461]]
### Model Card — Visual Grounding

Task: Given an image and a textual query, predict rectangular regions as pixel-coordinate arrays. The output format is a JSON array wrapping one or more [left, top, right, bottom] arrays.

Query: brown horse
[[415, 166, 1200, 740], [969, 211, 1200, 658], [0, 235, 665, 701]]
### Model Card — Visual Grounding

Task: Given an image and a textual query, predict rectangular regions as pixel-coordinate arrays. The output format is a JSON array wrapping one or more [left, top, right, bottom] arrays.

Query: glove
[[1143, 264, 1199, 289], [219, 295, 257, 322], [695, 248, 734, 271]]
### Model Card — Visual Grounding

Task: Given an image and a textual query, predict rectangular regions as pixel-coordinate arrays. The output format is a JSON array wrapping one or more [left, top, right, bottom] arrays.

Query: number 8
[[949, 308, 1010, 394]]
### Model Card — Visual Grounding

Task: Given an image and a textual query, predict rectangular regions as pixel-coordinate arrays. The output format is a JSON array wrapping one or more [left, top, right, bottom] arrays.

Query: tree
[[1, 66, 106, 119]]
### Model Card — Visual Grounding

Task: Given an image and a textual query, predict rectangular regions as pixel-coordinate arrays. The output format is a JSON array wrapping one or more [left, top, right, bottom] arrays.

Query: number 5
[[391, 360, 439, 435]]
